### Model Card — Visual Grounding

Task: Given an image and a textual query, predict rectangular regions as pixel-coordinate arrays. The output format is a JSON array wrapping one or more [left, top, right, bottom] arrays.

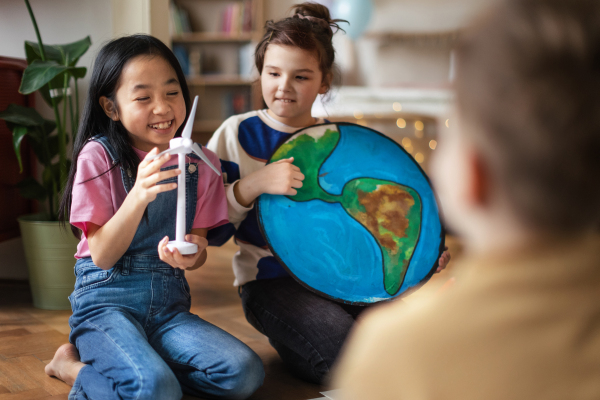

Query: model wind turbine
[[150, 96, 221, 254]]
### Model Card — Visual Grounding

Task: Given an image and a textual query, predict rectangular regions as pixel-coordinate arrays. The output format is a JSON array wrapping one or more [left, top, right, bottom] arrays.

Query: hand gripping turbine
[[149, 96, 221, 255]]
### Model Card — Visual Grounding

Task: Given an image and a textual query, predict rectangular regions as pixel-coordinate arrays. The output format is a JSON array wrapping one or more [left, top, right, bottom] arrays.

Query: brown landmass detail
[[354, 185, 415, 254]]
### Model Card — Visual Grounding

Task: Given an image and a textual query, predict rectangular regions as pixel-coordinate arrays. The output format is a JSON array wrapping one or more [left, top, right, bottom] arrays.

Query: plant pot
[[18, 214, 79, 310]]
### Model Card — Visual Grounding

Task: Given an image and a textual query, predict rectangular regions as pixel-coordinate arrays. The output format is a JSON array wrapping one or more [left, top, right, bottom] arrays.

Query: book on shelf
[[173, 46, 202, 77], [221, 0, 254, 35], [169, 1, 192, 36], [242, 0, 253, 32], [172, 45, 189, 75], [173, 42, 254, 80], [238, 42, 255, 80], [223, 91, 250, 118], [188, 47, 202, 77]]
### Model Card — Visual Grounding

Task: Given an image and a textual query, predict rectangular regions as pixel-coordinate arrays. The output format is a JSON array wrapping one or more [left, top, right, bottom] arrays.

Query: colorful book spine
[[221, 1, 253, 34], [242, 0, 253, 32], [169, 2, 192, 35]]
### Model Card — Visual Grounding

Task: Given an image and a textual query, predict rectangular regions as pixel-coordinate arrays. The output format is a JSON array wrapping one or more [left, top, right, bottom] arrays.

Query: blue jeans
[[69, 256, 264, 400], [240, 277, 368, 384]]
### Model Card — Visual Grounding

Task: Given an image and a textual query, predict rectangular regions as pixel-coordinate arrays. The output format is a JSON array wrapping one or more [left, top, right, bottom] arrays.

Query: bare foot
[[45, 343, 85, 386]]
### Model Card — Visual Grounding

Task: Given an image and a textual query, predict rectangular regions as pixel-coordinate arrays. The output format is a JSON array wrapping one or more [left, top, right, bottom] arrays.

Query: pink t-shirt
[[70, 141, 228, 258]]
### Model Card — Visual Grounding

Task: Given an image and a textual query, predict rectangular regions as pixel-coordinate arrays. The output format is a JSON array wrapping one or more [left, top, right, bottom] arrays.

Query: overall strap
[[87, 136, 201, 257], [90, 135, 119, 163], [90, 135, 135, 193]]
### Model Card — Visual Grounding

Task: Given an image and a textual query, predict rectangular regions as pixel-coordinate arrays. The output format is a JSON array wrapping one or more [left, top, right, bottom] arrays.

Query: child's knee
[[122, 364, 181, 400], [224, 349, 265, 399]]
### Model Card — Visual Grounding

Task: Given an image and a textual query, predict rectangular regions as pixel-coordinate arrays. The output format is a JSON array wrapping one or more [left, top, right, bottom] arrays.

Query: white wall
[[112, 0, 171, 46], [0, 0, 112, 59], [0, 0, 112, 279], [0, 0, 113, 118]]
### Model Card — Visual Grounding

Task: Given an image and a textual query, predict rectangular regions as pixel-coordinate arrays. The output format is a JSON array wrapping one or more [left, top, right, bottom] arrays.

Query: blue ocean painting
[[258, 123, 444, 304]]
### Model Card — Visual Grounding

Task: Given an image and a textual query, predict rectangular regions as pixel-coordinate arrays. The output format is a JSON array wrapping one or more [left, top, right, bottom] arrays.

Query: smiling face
[[261, 44, 329, 127], [100, 55, 187, 152]]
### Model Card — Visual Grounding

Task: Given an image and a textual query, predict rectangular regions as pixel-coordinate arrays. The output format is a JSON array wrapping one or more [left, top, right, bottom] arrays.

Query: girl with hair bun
[[207, 2, 449, 384]]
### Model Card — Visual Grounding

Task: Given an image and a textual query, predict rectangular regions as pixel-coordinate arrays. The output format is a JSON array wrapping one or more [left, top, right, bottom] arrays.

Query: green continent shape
[[271, 128, 340, 203], [341, 179, 422, 296], [270, 129, 422, 296]]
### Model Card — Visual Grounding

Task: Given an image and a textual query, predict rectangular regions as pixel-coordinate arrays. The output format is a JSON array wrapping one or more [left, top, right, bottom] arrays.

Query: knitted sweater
[[206, 109, 325, 286]]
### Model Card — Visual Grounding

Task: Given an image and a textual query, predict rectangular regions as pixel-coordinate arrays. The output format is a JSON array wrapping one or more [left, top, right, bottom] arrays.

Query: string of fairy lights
[[351, 102, 449, 167]]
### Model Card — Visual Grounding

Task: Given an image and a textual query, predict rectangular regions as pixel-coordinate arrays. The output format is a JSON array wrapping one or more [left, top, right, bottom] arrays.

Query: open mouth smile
[[148, 120, 173, 130]]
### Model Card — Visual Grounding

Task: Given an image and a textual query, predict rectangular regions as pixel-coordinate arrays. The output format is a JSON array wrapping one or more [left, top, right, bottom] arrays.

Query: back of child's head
[[254, 2, 346, 91], [454, 0, 600, 232], [59, 34, 190, 226]]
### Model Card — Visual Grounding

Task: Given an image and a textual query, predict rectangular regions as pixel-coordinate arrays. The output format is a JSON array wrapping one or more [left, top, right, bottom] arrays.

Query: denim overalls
[[67, 137, 264, 400]]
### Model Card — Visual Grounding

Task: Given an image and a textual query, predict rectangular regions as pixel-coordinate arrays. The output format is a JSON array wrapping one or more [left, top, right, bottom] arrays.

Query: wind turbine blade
[[181, 96, 199, 140], [147, 145, 186, 161], [191, 143, 221, 176]]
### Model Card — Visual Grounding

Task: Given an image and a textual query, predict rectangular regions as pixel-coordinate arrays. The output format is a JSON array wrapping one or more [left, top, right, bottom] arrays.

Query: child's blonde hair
[[455, 0, 600, 231]]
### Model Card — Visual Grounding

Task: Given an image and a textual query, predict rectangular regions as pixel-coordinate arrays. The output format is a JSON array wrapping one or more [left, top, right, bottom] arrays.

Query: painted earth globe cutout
[[257, 123, 445, 305]]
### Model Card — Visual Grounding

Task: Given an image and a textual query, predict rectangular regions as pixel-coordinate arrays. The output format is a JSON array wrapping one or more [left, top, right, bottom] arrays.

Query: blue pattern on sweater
[[238, 116, 293, 162]]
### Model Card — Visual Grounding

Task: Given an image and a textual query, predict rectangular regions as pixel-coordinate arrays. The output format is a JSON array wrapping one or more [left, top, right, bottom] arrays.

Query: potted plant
[[0, 0, 91, 310]]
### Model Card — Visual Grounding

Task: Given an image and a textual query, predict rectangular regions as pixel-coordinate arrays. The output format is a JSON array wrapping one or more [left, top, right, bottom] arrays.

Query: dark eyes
[[167, 91, 179, 96]]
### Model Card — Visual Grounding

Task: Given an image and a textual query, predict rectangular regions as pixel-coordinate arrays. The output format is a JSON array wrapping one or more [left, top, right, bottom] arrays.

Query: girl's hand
[[158, 234, 208, 270], [233, 157, 305, 207], [435, 247, 451, 273], [257, 157, 305, 196], [131, 148, 180, 206]]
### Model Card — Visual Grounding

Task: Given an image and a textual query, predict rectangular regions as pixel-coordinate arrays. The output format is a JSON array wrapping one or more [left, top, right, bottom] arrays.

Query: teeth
[[150, 120, 172, 129], [279, 99, 293, 103]]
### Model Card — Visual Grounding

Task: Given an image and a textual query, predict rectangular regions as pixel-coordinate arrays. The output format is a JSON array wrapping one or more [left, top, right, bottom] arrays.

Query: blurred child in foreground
[[332, 0, 600, 398]]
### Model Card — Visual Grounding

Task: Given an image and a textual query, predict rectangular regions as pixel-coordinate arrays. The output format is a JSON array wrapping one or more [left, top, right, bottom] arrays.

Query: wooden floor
[[0, 238, 461, 399]]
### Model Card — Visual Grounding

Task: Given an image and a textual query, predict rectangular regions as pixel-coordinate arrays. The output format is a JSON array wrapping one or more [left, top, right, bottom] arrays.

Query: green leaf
[[27, 138, 50, 168], [12, 124, 49, 167], [70, 67, 87, 79], [39, 74, 67, 106], [25, 37, 91, 67], [57, 37, 92, 66], [4, 119, 46, 170], [41, 119, 57, 137], [24, 43, 66, 105], [46, 132, 68, 160], [12, 126, 29, 172], [16, 177, 48, 201], [8, 119, 58, 169], [0, 104, 45, 127], [25, 39, 90, 106], [19, 60, 69, 95], [25, 41, 62, 65], [6, 121, 43, 144]]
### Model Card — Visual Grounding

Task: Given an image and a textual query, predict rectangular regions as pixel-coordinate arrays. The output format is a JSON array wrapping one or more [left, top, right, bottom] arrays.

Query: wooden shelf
[[172, 32, 258, 43], [363, 30, 460, 45], [171, 0, 264, 144], [186, 75, 254, 86]]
